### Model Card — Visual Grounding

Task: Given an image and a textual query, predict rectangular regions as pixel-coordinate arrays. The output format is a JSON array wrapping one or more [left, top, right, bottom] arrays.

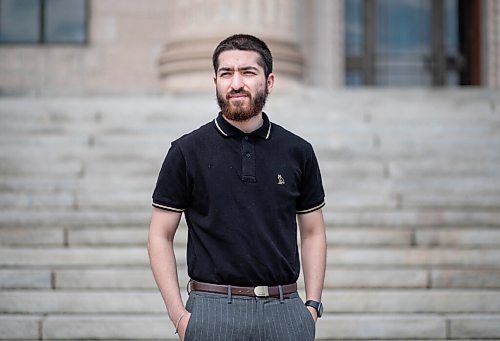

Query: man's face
[[215, 50, 274, 122]]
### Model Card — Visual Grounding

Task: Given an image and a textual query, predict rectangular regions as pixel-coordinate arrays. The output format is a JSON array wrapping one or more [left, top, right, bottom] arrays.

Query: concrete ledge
[[324, 269, 428, 288], [327, 248, 500, 267], [416, 229, 500, 247], [0, 247, 155, 266], [0, 228, 64, 246], [40, 313, 448, 340], [0, 290, 165, 314], [0, 193, 75, 210], [324, 209, 500, 227], [327, 228, 412, 246], [0, 315, 41, 339], [55, 268, 156, 289], [431, 269, 500, 288], [315, 314, 446, 339], [449, 315, 500, 339], [67, 228, 148, 246], [42, 314, 174, 340], [0, 210, 149, 228], [322, 290, 500, 313], [0, 270, 51, 289]]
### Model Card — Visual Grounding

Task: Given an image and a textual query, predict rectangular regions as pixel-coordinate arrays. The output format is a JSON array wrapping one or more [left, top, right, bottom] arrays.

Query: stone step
[[49, 267, 431, 290], [316, 314, 500, 340], [2, 313, 498, 340], [0, 209, 150, 228], [1, 96, 494, 126], [0, 177, 146, 194], [1, 289, 499, 314], [1, 207, 500, 228], [324, 209, 500, 227], [0, 315, 41, 340], [2, 186, 500, 211], [2, 266, 500, 291], [3, 117, 497, 141], [3, 173, 498, 197], [2, 246, 500, 268], [2, 152, 499, 180], [4, 226, 500, 248]]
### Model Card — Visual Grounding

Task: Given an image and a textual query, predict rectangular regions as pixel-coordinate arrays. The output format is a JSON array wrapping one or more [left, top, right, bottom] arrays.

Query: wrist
[[305, 300, 323, 318], [174, 311, 188, 334], [170, 308, 187, 326]]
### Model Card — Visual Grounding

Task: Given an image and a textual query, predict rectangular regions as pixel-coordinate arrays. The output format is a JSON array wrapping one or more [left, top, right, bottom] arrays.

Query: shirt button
[[244, 136, 249, 141], [245, 152, 251, 158]]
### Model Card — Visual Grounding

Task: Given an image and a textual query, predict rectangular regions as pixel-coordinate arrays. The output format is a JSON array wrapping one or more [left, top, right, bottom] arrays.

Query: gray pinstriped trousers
[[184, 291, 316, 341]]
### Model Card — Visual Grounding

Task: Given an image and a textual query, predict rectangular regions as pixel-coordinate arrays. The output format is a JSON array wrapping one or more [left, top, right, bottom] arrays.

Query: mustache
[[227, 90, 251, 98]]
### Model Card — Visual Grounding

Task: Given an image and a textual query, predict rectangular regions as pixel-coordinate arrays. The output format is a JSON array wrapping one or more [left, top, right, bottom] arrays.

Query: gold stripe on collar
[[214, 118, 228, 137], [265, 122, 272, 139]]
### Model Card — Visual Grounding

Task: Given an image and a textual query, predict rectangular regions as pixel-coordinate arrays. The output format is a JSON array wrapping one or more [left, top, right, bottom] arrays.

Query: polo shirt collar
[[214, 112, 272, 139]]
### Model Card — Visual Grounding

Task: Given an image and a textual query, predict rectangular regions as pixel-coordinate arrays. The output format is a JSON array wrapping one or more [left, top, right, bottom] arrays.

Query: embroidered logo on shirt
[[277, 174, 285, 185]]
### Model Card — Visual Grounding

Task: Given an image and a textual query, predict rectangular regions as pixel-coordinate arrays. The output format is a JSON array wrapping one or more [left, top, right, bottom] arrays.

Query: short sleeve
[[296, 145, 325, 214], [152, 142, 191, 212]]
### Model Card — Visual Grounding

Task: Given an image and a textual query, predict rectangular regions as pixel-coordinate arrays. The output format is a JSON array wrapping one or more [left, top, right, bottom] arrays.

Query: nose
[[230, 72, 244, 90]]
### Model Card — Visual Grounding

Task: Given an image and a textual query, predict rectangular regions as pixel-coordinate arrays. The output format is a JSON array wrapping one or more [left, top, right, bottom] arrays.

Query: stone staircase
[[1, 89, 500, 340]]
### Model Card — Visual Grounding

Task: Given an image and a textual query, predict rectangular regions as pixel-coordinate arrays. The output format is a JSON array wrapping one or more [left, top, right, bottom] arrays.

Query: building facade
[[0, 0, 499, 95]]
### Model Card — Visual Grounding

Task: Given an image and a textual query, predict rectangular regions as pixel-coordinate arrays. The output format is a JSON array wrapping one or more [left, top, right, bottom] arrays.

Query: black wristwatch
[[305, 300, 323, 318]]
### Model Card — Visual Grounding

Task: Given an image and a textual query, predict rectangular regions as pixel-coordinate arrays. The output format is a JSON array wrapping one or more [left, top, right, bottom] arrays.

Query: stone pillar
[[158, 0, 303, 92], [300, 0, 344, 88], [484, 0, 500, 88]]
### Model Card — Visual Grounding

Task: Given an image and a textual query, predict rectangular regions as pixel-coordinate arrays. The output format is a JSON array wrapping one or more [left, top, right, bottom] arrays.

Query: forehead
[[217, 50, 263, 70]]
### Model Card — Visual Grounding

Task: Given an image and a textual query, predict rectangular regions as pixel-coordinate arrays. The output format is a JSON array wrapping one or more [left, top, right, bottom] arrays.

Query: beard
[[217, 87, 268, 122]]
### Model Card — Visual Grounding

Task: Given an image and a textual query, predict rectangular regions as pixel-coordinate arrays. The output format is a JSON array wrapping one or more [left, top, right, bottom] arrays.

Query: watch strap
[[305, 299, 323, 317]]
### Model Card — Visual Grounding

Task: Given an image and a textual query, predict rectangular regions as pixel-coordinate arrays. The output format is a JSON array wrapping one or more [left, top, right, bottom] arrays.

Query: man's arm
[[298, 208, 327, 321], [147, 207, 190, 338]]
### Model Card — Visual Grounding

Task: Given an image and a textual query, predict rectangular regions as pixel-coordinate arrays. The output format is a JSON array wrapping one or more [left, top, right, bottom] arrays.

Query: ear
[[213, 76, 217, 86], [266, 73, 275, 94]]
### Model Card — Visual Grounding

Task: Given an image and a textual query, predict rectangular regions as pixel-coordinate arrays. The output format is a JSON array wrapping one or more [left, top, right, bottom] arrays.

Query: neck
[[223, 113, 263, 133]]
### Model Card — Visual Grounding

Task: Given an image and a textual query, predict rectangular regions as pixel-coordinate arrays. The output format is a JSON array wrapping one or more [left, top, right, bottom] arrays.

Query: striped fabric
[[184, 291, 315, 340]]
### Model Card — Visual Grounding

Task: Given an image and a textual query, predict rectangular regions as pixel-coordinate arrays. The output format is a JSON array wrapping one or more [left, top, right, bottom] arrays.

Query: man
[[148, 34, 326, 341]]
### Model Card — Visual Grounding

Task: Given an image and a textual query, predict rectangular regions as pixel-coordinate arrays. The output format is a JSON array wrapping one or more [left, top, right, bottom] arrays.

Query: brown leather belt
[[190, 280, 297, 298]]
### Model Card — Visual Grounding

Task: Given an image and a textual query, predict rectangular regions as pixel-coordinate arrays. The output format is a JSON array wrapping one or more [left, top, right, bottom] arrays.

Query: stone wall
[[0, 0, 169, 95]]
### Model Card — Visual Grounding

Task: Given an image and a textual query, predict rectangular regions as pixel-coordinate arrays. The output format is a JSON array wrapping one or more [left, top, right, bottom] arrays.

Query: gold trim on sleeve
[[152, 202, 185, 212], [296, 201, 325, 214]]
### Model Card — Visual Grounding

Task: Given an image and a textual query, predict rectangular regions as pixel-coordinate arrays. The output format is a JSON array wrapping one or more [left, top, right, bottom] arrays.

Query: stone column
[[158, 0, 303, 92], [300, 0, 344, 88], [484, 0, 500, 88]]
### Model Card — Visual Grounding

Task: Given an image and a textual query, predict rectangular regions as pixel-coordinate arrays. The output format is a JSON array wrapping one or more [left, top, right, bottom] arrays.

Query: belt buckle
[[253, 286, 269, 297]]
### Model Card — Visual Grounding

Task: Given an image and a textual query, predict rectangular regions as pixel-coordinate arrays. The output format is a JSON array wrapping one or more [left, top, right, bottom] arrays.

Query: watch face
[[318, 302, 324, 317]]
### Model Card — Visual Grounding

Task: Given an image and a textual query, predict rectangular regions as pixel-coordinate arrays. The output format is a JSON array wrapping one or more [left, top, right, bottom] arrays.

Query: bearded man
[[148, 34, 326, 341]]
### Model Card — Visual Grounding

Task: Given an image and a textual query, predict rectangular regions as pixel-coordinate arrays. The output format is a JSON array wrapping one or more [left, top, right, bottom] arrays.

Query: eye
[[219, 72, 231, 78]]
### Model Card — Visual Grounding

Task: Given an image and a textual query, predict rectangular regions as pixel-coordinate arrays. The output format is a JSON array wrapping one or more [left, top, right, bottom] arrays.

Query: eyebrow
[[218, 66, 260, 73]]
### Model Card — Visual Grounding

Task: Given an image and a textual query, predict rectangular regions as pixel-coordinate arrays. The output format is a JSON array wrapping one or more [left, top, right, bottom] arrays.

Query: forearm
[[301, 231, 326, 301], [147, 209, 186, 325]]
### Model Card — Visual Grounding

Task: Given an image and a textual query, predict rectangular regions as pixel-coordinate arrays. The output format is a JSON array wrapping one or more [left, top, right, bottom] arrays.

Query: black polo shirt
[[152, 112, 325, 287]]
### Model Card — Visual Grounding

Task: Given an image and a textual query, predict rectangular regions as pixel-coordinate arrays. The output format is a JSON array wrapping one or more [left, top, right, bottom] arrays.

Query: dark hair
[[212, 34, 273, 78]]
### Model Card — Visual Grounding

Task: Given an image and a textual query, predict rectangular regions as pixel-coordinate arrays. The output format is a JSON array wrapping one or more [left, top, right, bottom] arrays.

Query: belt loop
[[187, 279, 192, 295], [227, 285, 232, 304], [278, 285, 284, 303]]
